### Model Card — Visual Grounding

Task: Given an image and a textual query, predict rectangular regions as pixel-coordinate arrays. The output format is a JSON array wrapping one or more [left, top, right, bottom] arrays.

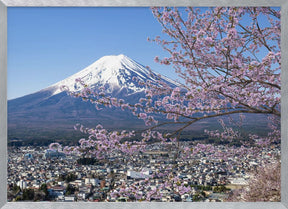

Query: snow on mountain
[[46, 54, 177, 97]]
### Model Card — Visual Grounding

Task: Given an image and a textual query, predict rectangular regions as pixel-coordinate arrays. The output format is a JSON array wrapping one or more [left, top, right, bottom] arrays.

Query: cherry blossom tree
[[226, 161, 280, 202], [149, 7, 280, 142], [50, 7, 281, 201]]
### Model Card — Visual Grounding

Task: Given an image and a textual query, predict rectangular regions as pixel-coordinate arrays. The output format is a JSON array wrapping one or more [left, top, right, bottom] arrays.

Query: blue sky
[[7, 7, 176, 99], [7, 7, 280, 100]]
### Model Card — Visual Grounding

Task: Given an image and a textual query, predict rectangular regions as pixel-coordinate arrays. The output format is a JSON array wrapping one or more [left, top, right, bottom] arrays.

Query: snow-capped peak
[[47, 54, 177, 96]]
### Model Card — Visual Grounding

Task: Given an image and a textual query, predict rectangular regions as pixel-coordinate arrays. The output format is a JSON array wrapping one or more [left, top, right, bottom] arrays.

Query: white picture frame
[[0, 0, 287, 209]]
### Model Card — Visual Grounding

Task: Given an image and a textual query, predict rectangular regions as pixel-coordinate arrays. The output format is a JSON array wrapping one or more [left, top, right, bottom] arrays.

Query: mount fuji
[[8, 55, 179, 143], [8, 54, 269, 144]]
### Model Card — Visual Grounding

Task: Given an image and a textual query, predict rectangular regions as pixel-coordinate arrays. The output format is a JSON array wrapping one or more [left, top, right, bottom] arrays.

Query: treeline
[[57, 173, 78, 183], [76, 157, 98, 165], [9, 183, 49, 201], [8, 126, 273, 148]]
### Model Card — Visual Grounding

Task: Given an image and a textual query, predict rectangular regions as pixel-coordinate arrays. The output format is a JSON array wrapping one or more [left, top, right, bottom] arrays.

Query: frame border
[[1, 1, 287, 209]]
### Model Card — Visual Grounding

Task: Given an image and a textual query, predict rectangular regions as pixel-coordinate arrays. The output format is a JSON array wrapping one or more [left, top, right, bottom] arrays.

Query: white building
[[127, 170, 149, 179], [17, 180, 27, 190], [64, 196, 75, 202], [230, 178, 248, 185], [85, 178, 99, 186]]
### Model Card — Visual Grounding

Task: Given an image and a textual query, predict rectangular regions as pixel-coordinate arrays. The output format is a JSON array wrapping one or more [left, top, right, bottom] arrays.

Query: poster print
[[6, 5, 281, 205]]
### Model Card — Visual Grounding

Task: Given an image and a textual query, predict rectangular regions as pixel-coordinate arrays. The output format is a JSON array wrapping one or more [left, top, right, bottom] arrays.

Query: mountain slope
[[8, 54, 270, 144], [8, 55, 178, 142]]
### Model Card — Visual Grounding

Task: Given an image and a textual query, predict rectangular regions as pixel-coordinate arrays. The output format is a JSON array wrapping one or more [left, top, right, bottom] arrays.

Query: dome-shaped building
[[44, 149, 66, 159]]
